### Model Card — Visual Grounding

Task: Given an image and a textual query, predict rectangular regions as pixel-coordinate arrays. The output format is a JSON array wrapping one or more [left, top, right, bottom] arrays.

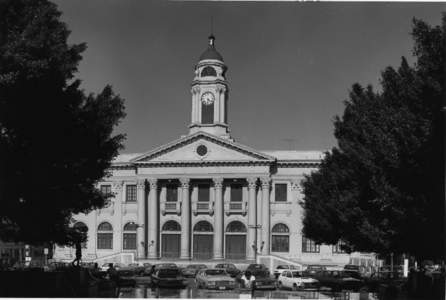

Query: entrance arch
[[193, 221, 213, 260], [225, 221, 247, 259], [161, 220, 181, 258]]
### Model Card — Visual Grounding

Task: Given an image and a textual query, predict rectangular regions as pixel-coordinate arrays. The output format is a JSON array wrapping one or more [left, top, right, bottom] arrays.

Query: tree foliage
[[0, 0, 126, 245], [301, 18, 444, 259]]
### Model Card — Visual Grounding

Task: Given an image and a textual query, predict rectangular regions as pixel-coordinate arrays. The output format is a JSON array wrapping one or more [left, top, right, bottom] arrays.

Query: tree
[[0, 0, 126, 246], [301, 18, 444, 260]]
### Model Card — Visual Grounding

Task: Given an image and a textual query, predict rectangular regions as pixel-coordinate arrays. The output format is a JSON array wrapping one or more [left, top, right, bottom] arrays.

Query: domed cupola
[[189, 35, 231, 139], [199, 35, 224, 62]]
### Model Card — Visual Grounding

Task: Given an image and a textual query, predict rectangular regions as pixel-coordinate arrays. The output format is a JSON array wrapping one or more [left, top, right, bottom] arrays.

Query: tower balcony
[[224, 200, 248, 216], [160, 200, 181, 216], [192, 201, 214, 216]]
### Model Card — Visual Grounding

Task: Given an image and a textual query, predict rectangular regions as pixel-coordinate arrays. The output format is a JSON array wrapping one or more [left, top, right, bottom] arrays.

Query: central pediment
[[131, 132, 275, 164]]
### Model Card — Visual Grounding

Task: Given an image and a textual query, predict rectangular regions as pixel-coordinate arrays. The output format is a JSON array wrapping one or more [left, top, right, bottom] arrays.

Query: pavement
[[118, 278, 376, 299]]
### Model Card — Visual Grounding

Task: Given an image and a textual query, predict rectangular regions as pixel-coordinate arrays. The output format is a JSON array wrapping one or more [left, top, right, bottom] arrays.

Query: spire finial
[[208, 16, 215, 47]]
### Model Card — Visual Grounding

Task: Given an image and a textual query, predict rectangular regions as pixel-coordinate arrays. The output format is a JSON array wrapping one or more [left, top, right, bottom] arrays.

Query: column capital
[[148, 178, 157, 189], [137, 179, 146, 190], [180, 178, 190, 188], [247, 177, 258, 189], [213, 177, 224, 188], [260, 177, 271, 189], [112, 181, 123, 191]]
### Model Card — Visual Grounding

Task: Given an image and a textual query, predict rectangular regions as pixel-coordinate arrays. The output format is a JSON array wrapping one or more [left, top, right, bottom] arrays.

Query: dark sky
[[54, 1, 444, 154]]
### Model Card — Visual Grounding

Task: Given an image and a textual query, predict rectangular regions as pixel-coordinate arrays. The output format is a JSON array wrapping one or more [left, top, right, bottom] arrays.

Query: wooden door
[[161, 234, 180, 258], [225, 235, 246, 259], [193, 234, 213, 260]]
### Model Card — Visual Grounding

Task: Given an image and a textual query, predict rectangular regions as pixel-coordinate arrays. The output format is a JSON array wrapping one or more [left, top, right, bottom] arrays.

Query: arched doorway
[[161, 220, 181, 258], [225, 221, 247, 259], [193, 221, 213, 259]]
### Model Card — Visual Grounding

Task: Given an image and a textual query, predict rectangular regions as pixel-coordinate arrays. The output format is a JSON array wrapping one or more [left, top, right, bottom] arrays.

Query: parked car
[[195, 268, 237, 290], [313, 270, 363, 292], [215, 263, 241, 277], [305, 265, 327, 276], [252, 269, 277, 290], [273, 264, 300, 279], [149, 263, 177, 276], [182, 264, 207, 278], [277, 270, 319, 291], [128, 263, 145, 276], [151, 267, 186, 288], [246, 264, 269, 273]]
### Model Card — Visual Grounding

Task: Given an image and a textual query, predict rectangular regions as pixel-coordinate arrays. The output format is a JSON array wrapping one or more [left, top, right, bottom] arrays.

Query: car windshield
[[189, 265, 206, 269], [292, 271, 303, 277], [249, 265, 263, 269], [255, 270, 269, 277], [277, 265, 288, 269], [158, 269, 180, 277], [206, 269, 226, 276]]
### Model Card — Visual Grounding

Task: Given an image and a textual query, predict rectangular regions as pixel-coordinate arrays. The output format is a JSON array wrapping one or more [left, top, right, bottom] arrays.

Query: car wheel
[[292, 284, 298, 291], [278, 282, 283, 289]]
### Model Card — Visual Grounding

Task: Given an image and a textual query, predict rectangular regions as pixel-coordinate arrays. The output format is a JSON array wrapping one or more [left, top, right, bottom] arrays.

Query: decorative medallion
[[196, 144, 208, 157]]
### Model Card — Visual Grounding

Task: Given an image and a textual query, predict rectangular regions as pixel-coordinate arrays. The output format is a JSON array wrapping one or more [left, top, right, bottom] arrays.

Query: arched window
[[97, 222, 113, 249], [193, 221, 213, 232], [73, 222, 88, 248], [162, 220, 181, 232], [271, 223, 289, 252], [201, 66, 216, 77], [226, 221, 247, 233], [123, 222, 137, 250], [201, 101, 214, 124]]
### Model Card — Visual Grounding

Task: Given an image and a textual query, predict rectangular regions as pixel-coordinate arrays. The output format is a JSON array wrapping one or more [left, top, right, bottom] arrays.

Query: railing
[[197, 202, 209, 210], [192, 201, 214, 216], [229, 202, 243, 210], [224, 200, 247, 216], [160, 201, 181, 215]]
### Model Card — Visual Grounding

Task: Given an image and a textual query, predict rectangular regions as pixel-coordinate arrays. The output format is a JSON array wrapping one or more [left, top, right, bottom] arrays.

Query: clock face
[[201, 92, 215, 105]]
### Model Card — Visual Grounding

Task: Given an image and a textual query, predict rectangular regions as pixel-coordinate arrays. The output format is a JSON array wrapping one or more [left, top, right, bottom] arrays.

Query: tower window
[[201, 102, 214, 124], [201, 66, 216, 77]]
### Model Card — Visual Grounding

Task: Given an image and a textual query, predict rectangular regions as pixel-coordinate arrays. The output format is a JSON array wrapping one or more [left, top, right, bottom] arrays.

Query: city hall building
[[54, 36, 377, 268]]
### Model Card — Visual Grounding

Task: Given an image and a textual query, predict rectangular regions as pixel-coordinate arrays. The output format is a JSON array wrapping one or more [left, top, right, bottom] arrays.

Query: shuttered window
[[275, 183, 287, 202], [198, 184, 210, 202], [166, 185, 178, 202], [230, 184, 243, 202]]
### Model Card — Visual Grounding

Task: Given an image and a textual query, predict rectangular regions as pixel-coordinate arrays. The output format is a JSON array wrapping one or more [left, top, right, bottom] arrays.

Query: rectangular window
[[275, 183, 287, 202], [302, 237, 320, 253], [198, 184, 210, 202], [97, 233, 113, 249], [123, 233, 137, 250], [230, 184, 243, 202], [332, 241, 346, 254], [126, 185, 137, 202], [100, 184, 111, 195], [272, 235, 289, 252], [166, 185, 178, 202]]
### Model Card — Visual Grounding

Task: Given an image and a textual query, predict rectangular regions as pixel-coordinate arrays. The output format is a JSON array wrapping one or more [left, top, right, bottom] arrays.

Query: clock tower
[[189, 35, 230, 139]]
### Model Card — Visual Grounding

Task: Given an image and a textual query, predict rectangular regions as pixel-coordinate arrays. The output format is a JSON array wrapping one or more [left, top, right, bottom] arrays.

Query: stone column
[[112, 181, 123, 253], [261, 177, 271, 255], [180, 178, 191, 259], [136, 179, 146, 259], [247, 177, 257, 261], [213, 177, 224, 260], [147, 178, 158, 259]]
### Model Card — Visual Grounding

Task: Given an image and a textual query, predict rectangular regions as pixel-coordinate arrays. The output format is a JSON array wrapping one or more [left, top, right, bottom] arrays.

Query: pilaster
[[180, 178, 191, 259], [247, 177, 257, 260], [147, 178, 158, 259], [213, 177, 224, 260], [261, 177, 271, 255], [136, 179, 146, 259]]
